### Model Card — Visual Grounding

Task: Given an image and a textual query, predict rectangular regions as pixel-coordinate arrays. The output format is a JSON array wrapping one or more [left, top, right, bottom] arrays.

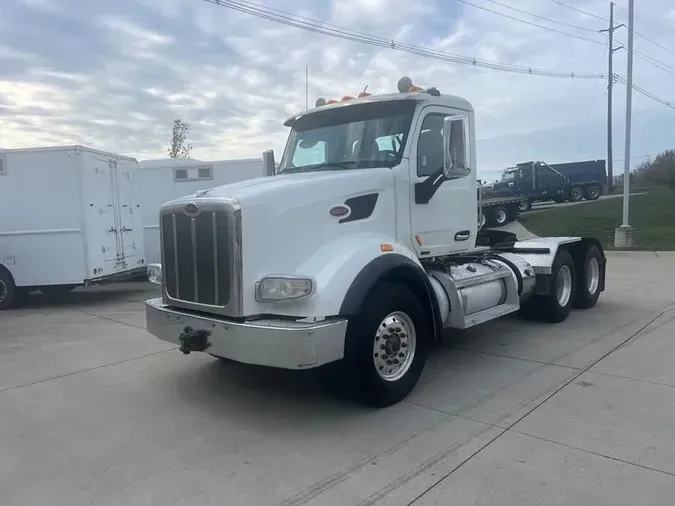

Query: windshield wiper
[[281, 161, 359, 174]]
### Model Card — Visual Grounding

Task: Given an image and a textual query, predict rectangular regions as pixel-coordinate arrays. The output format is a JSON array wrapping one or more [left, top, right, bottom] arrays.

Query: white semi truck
[[144, 77, 606, 407]]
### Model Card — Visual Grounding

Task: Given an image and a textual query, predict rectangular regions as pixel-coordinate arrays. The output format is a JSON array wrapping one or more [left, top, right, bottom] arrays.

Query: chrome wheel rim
[[373, 311, 417, 382], [587, 257, 600, 294], [496, 209, 507, 224], [518, 201, 528, 211], [556, 265, 573, 307]]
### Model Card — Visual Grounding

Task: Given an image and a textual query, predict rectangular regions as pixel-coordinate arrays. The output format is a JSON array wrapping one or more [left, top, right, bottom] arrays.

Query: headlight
[[147, 264, 163, 285], [256, 276, 313, 302]]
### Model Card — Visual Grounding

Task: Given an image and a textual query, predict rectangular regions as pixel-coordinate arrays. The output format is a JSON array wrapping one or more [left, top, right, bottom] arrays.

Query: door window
[[417, 113, 467, 177]]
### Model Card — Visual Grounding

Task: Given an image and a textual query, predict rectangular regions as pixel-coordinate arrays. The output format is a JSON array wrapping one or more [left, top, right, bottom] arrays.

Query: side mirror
[[262, 149, 276, 177], [442, 116, 471, 180]]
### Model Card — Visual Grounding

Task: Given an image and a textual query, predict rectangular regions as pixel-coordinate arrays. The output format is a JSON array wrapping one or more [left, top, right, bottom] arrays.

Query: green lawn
[[520, 186, 675, 250]]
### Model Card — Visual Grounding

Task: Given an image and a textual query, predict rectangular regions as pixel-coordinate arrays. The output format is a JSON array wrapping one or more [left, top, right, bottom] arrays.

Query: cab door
[[408, 106, 475, 256]]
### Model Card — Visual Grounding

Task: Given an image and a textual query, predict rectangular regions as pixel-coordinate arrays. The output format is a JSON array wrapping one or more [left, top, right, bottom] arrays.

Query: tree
[[633, 149, 675, 190], [168, 119, 193, 158]]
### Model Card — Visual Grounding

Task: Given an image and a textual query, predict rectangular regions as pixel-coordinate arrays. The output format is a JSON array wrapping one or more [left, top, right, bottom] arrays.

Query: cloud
[[0, 0, 674, 180]]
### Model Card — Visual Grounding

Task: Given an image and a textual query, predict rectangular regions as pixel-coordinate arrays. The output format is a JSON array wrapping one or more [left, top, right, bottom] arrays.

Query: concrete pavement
[[1, 251, 675, 505]]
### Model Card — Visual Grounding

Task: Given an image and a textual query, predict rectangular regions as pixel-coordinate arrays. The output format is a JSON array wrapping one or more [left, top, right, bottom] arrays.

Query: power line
[[484, 0, 602, 33], [201, 0, 606, 79], [583, 0, 675, 57], [200, 0, 675, 112], [547, 0, 608, 21], [457, 0, 605, 45], [614, 75, 675, 110]]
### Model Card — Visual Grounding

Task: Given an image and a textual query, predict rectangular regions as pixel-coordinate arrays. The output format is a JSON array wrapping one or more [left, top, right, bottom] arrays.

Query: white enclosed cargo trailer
[[138, 157, 264, 263], [0, 145, 146, 309]]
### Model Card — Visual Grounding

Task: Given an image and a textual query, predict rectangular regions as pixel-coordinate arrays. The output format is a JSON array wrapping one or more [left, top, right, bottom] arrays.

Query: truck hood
[[170, 168, 394, 210]]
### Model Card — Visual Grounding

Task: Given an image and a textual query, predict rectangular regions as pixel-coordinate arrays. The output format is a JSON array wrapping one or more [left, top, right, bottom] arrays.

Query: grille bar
[[162, 209, 231, 307]]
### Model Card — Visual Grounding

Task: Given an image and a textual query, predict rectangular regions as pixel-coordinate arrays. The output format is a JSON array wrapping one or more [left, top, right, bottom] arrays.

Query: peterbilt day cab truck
[[144, 77, 606, 407]]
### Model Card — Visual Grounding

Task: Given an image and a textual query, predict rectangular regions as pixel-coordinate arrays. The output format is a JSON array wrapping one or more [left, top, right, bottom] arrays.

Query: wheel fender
[[338, 253, 444, 342]]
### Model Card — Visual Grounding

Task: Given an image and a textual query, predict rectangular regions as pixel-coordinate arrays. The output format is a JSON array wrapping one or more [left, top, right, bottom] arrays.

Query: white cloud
[[0, 0, 673, 179]]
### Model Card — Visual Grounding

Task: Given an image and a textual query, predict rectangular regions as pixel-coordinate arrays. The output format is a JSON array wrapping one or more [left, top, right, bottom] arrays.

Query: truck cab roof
[[284, 91, 475, 127]]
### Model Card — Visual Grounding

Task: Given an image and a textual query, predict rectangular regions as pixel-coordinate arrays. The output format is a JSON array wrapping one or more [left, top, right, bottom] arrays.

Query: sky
[[0, 0, 674, 181]]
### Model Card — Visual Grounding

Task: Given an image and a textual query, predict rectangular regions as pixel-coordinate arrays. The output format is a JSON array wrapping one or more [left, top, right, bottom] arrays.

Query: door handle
[[454, 230, 470, 241]]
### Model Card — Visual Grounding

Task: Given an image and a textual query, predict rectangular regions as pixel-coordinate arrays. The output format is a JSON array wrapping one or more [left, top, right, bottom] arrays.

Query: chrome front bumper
[[145, 298, 347, 370]]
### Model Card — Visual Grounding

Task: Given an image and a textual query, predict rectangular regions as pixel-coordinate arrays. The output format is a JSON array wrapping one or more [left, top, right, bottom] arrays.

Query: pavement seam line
[[452, 413, 675, 478], [77, 308, 147, 330], [0, 347, 177, 395], [451, 346, 580, 370], [406, 308, 672, 505]]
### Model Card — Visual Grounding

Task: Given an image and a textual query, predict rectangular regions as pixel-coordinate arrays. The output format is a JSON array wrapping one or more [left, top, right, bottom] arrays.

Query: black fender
[[339, 254, 444, 342]]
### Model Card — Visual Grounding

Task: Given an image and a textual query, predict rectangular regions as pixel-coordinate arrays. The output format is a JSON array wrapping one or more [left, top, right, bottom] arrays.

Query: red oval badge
[[329, 205, 351, 218]]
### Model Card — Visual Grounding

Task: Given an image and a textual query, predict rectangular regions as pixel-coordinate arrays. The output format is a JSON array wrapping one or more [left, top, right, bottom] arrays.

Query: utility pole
[[614, 0, 635, 248], [600, 2, 624, 194]]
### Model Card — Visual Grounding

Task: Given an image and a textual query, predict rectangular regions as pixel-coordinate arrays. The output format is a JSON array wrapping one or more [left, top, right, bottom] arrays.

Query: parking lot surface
[[2, 251, 675, 505]]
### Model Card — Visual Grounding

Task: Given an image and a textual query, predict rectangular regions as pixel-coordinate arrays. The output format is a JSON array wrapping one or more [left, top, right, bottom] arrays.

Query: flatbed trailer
[[479, 195, 524, 227]]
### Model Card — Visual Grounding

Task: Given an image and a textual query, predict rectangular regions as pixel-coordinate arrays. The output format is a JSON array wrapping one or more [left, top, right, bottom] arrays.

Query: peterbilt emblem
[[184, 203, 200, 216], [329, 204, 351, 218]]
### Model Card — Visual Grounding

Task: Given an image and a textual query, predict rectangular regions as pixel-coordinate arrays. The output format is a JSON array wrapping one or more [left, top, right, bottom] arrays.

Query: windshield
[[279, 100, 416, 173], [501, 168, 519, 181]]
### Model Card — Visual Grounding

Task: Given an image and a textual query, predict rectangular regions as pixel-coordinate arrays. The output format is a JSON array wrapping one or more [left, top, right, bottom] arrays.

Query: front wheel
[[491, 206, 510, 227], [334, 282, 430, 407], [518, 200, 531, 212]]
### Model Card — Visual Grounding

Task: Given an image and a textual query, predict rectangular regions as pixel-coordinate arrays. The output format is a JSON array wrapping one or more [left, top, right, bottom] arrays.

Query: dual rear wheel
[[518, 245, 603, 322]]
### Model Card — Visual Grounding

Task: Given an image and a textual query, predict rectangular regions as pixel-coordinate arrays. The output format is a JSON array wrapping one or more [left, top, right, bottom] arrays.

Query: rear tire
[[518, 200, 531, 212], [585, 186, 601, 201], [573, 245, 603, 309], [331, 282, 429, 408], [570, 187, 583, 202], [0, 269, 21, 310], [492, 206, 510, 227], [518, 249, 576, 323]]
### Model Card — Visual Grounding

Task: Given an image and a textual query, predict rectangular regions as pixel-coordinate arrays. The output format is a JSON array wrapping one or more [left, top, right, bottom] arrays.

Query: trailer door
[[82, 157, 121, 264], [112, 159, 140, 261]]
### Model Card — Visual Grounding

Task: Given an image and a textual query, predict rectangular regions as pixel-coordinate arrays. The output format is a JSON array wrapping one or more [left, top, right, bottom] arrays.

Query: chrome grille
[[161, 209, 230, 306]]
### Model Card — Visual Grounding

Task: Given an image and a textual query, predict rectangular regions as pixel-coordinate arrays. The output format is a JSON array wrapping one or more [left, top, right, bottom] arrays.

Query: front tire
[[518, 200, 531, 212], [518, 249, 576, 323], [336, 282, 429, 407]]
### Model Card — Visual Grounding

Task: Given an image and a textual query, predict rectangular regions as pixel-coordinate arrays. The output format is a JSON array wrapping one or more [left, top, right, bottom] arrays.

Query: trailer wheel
[[492, 206, 510, 227], [518, 200, 531, 212], [0, 268, 22, 310], [334, 282, 429, 407], [585, 186, 601, 201], [518, 249, 576, 323], [570, 187, 584, 202], [573, 245, 603, 309]]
